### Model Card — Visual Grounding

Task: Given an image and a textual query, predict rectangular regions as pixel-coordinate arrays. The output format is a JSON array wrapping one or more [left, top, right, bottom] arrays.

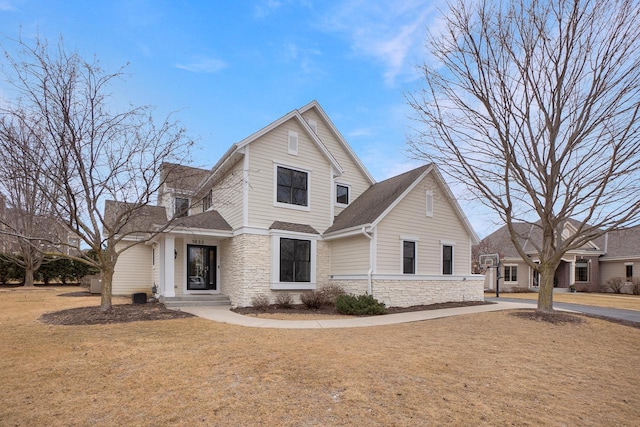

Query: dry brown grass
[[500, 291, 640, 311], [1, 287, 639, 426]]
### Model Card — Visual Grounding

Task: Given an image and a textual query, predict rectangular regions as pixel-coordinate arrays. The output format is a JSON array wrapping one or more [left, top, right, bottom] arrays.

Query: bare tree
[[407, 0, 640, 313], [0, 37, 192, 310], [0, 118, 62, 286]]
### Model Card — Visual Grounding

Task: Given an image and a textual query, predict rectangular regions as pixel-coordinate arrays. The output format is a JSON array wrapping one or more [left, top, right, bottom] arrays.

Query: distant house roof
[[160, 162, 210, 193], [478, 219, 608, 259], [270, 221, 319, 234], [325, 165, 431, 234], [602, 225, 640, 259]]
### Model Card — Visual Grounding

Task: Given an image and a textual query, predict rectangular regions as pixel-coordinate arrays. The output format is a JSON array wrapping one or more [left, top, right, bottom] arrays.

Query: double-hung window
[[277, 166, 308, 207], [504, 265, 518, 282], [626, 264, 633, 281], [442, 245, 453, 275], [403, 241, 416, 274], [280, 238, 311, 282], [575, 260, 589, 282]]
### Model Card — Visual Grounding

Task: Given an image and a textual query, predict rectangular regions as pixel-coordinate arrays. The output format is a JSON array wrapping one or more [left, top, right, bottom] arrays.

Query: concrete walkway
[[177, 301, 535, 329], [487, 297, 640, 323]]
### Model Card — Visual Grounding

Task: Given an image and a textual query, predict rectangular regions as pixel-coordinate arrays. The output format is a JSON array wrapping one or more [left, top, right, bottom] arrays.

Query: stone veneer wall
[[220, 234, 332, 308], [329, 278, 484, 308]]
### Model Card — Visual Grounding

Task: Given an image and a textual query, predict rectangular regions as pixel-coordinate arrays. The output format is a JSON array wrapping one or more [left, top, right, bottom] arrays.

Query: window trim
[[335, 182, 350, 207], [626, 263, 633, 281], [174, 197, 189, 218], [503, 264, 518, 283], [402, 239, 417, 275], [442, 244, 454, 275], [270, 234, 317, 290], [575, 259, 589, 282], [273, 163, 311, 211]]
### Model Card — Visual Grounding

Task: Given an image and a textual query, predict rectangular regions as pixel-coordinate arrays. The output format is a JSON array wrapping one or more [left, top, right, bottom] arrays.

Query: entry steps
[[160, 294, 231, 308]]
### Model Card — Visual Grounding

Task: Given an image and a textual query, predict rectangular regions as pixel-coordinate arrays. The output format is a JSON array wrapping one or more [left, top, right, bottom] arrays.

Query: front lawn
[[1, 287, 639, 426]]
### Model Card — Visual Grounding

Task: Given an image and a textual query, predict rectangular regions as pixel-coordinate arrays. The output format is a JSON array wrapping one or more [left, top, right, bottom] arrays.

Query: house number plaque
[[192, 239, 205, 245]]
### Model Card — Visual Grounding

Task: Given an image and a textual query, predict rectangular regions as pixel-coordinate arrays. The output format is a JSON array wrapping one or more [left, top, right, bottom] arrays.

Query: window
[[280, 238, 310, 282], [403, 241, 416, 274], [336, 184, 349, 205], [276, 166, 308, 207], [626, 264, 633, 281], [426, 190, 433, 217], [152, 246, 156, 266], [175, 197, 189, 218], [288, 130, 298, 155], [442, 245, 453, 275], [504, 265, 518, 282], [575, 260, 589, 282], [202, 190, 212, 212]]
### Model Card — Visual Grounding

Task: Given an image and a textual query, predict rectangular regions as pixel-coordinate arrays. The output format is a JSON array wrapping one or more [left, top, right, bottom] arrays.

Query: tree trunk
[[537, 264, 556, 313], [100, 267, 114, 311], [24, 267, 35, 287]]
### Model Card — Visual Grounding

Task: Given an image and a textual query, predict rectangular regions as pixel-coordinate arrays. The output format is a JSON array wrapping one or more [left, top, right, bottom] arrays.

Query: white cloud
[[347, 128, 373, 137], [175, 56, 228, 73], [318, 0, 437, 86], [0, 1, 16, 11]]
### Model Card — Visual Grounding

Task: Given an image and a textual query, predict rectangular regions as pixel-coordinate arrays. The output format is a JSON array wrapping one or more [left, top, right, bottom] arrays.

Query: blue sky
[[0, 0, 498, 237]]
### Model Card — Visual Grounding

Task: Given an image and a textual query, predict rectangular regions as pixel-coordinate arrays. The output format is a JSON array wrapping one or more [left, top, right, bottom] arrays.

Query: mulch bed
[[510, 310, 585, 325], [232, 300, 492, 316], [39, 302, 194, 326]]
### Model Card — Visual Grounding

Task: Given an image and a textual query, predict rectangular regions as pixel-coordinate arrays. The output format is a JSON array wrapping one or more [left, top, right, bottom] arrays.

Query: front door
[[187, 245, 217, 291]]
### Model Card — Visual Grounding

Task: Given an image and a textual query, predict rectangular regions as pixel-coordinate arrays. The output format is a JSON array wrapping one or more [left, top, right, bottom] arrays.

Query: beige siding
[[301, 109, 372, 211], [329, 235, 370, 275], [376, 173, 472, 275], [247, 118, 332, 232], [600, 260, 635, 285], [113, 243, 153, 295], [211, 159, 244, 229]]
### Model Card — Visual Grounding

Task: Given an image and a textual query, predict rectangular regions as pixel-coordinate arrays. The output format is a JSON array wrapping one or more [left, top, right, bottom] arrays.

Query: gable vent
[[288, 130, 298, 155]]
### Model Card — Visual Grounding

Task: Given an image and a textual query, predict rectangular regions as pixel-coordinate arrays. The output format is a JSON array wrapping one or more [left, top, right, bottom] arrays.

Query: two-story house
[[110, 101, 484, 308]]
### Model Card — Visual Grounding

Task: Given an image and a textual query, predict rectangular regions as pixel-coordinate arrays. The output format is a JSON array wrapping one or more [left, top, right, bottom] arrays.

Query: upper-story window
[[175, 197, 189, 218], [276, 166, 308, 207], [336, 184, 349, 205], [202, 190, 212, 213]]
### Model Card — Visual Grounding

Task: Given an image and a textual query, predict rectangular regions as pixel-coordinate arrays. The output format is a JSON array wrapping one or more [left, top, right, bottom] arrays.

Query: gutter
[[360, 226, 373, 295]]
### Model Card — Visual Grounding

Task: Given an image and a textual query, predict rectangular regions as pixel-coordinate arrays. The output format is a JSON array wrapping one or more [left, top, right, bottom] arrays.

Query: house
[[477, 220, 640, 293], [111, 101, 484, 307]]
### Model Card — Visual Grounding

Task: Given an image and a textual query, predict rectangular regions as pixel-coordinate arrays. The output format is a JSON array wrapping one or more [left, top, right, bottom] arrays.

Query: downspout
[[360, 227, 373, 295]]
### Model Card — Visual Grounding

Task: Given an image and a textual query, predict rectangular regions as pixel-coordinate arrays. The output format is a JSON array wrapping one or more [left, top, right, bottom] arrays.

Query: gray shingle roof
[[104, 200, 168, 235], [161, 162, 210, 192], [603, 225, 640, 258], [324, 164, 431, 234], [270, 221, 319, 234], [173, 210, 232, 231]]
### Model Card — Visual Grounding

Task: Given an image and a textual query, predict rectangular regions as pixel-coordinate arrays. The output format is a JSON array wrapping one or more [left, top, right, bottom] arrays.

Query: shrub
[[300, 290, 326, 309], [510, 287, 534, 293], [251, 293, 270, 310], [336, 294, 386, 316], [632, 278, 640, 296], [607, 277, 625, 294], [275, 292, 293, 309], [318, 284, 346, 304]]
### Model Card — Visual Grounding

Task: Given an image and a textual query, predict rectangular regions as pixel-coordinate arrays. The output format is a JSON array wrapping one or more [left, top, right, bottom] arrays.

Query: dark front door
[[187, 245, 217, 291]]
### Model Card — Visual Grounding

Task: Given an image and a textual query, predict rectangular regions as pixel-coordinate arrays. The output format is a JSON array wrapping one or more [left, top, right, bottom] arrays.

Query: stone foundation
[[329, 278, 484, 308]]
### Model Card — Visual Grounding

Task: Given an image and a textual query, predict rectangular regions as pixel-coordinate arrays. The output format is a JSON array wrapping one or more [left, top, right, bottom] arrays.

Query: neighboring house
[[0, 194, 79, 256], [110, 101, 484, 307], [477, 220, 640, 292]]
